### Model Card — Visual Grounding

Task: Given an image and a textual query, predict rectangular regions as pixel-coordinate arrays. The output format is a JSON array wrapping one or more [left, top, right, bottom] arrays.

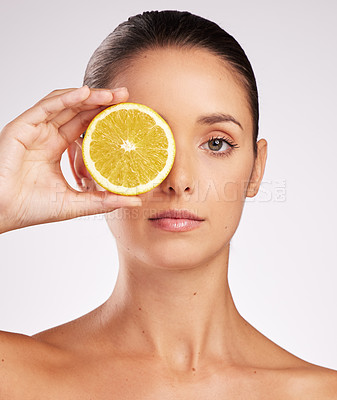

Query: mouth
[[148, 209, 204, 220], [148, 209, 204, 232]]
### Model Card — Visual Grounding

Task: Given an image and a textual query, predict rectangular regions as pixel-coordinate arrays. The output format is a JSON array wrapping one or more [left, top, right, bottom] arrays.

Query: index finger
[[42, 87, 120, 101], [18, 86, 93, 126]]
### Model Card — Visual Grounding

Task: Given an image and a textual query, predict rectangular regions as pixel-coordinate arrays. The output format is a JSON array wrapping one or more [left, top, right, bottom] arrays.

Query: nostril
[[168, 185, 190, 192]]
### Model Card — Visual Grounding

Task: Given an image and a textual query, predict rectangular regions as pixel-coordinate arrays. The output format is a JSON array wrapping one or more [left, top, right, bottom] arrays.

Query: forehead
[[111, 47, 253, 133]]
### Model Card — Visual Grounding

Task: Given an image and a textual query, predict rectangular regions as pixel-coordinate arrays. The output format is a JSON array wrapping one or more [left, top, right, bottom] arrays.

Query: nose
[[160, 147, 196, 196]]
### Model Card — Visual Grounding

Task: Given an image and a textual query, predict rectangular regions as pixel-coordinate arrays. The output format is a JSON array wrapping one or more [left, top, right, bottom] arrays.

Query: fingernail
[[81, 177, 93, 191]]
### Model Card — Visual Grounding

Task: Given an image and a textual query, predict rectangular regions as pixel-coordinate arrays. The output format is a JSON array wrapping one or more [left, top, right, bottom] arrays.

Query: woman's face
[[103, 46, 266, 270]]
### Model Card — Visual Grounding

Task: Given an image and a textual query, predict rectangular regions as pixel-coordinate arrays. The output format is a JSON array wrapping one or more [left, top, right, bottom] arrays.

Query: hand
[[0, 86, 142, 234]]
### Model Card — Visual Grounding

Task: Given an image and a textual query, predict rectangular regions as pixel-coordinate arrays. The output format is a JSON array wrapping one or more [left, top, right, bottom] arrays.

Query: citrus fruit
[[82, 102, 176, 195]]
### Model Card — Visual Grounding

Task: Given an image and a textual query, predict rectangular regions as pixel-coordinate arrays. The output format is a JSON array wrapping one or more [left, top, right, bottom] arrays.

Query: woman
[[0, 10, 336, 398]]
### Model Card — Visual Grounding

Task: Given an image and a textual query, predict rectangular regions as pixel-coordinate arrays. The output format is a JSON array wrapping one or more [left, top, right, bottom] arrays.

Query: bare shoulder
[[0, 330, 67, 398], [255, 356, 337, 400], [31, 309, 98, 351], [273, 341, 337, 398], [288, 364, 337, 399], [246, 323, 337, 399], [278, 348, 337, 398], [270, 350, 337, 399], [0, 329, 54, 363]]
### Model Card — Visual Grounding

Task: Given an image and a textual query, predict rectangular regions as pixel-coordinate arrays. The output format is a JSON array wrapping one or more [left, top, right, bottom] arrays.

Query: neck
[[100, 242, 248, 372]]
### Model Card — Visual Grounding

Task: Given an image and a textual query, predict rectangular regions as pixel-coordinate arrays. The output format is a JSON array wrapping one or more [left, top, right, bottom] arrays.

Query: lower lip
[[149, 218, 203, 232]]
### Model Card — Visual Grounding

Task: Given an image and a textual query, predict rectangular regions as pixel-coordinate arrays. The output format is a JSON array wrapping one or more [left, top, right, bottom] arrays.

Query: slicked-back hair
[[83, 10, 259, 156]]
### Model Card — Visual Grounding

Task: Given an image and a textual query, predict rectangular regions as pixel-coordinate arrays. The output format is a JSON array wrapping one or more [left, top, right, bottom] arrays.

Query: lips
[[148, 209, 204, 221], [148, 209, 204, 232]]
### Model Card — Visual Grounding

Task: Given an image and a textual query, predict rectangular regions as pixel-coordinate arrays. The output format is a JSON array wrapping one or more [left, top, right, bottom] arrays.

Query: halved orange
[[82, 103, 175, 195]]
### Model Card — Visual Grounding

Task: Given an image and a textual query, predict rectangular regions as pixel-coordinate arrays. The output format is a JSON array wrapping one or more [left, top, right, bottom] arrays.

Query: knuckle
[[39, 101, 54, 117]]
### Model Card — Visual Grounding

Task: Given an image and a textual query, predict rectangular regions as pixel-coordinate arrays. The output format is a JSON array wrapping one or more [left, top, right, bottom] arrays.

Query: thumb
[[63, 190, 142, 220]]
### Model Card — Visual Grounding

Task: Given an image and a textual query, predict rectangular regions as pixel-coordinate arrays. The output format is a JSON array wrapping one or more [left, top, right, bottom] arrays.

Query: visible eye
[[200, 135, 239, 158]]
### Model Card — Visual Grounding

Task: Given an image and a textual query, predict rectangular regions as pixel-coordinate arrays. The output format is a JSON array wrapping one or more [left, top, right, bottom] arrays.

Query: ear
[[67, 138, 96, 191], [246, 139, 268, 198]]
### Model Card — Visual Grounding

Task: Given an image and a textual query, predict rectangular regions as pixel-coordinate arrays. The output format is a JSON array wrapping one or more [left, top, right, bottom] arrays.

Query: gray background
[[0, 0, 336, 369]]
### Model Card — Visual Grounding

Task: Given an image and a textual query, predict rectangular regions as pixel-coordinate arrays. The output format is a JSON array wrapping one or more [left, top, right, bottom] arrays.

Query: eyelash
[[201, 135, 240, 158]]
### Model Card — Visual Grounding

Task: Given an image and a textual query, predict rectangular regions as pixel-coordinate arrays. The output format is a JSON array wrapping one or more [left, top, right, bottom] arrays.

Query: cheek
[[201, 157, 253, 233], [222, 178, 249, 202], [200, 157, 253, 204], [105, 208, 141, 240]]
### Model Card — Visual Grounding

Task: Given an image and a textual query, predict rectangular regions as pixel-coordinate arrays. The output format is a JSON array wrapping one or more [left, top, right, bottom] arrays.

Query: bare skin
[[0, 47, 336, 399]]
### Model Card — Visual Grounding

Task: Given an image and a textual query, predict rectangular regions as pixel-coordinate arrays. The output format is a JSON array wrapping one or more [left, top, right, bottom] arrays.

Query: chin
[[129, 239, 224, 272]]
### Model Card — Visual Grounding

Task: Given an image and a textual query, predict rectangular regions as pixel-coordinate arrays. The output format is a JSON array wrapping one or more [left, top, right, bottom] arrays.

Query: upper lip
[[149, 209, 204, 221]]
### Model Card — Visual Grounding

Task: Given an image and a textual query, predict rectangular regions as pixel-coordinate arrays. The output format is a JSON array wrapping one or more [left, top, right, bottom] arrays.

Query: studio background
[[0, 0, 336, 370]]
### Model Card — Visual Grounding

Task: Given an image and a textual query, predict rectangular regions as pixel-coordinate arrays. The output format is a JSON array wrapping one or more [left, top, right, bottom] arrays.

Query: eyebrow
[[196, 113, 243, 130]]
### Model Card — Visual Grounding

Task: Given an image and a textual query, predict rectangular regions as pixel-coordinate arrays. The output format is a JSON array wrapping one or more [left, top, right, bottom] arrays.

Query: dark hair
[[84, 10, 259, 156]]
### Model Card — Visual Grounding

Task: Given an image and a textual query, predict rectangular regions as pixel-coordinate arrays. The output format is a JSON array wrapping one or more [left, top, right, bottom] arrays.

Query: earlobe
[[246, 139, 268, 198], [67, 138, 95, 191]]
